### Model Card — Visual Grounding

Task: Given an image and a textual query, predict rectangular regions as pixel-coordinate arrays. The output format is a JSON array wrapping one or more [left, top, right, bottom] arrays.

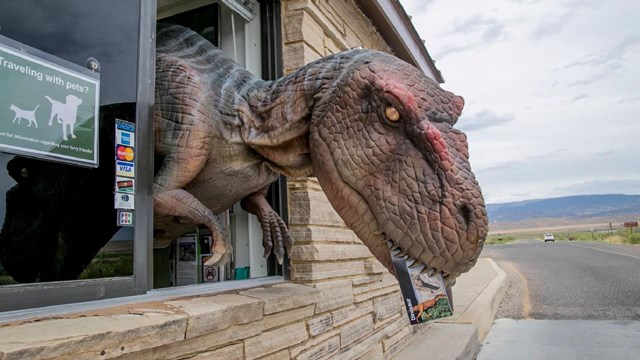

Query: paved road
[[477, 240, 640, 359]]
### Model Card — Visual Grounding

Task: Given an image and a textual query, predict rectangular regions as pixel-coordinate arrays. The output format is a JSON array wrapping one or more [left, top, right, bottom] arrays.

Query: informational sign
[[176, 235, 198, 286], [624, 222, 638, 228], [0, 35, 100, 167]]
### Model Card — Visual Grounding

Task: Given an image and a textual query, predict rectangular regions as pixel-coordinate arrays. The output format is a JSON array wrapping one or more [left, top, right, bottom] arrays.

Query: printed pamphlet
[[388, 241, 453, 324]]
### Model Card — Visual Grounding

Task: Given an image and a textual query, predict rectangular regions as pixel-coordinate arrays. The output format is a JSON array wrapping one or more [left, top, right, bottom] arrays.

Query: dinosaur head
[[310, 49, 488, 284]]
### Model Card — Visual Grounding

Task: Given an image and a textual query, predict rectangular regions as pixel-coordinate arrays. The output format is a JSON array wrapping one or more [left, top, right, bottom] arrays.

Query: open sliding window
[[0, 0, 285, 313], [154, 0, 286, 289]]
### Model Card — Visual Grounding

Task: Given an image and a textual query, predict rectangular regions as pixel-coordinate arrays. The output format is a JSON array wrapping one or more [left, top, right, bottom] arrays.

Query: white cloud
[[402, 0, 640, 204]]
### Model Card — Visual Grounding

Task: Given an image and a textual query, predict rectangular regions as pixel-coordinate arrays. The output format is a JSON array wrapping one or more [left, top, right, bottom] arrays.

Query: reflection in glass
[[0, 1, 140, 284]]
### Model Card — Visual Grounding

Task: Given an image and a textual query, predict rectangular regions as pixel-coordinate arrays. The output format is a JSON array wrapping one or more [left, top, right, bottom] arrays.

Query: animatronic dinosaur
[[154, 24, 488, 283]]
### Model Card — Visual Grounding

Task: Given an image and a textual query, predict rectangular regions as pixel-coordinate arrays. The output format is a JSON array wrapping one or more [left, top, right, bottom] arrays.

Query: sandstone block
[[340, 315, 373, 348], [313, 279, 352, 313], [333, 322, 387, 360], [364, 259, 388, 274], [244, 323, 308, 360], [289, 189, 346, 227], [373, 293, 402, 322], [240, 283, 318, 315], [292, 244, 372, 261], [374, 313, 406, 335], [290, 328, 340, 358], [308, 313, 333, 336], [116, 322, 262, 360], [166, 294, 263, 337], [288, 226, 359, 244], [283, 43, 321, 74], [0, 312, 186, 360], [260, 350, 291, 360], [381, 325, 411, 355], [283, 10, 325, 55], [263, 304, 315, 330], [292, 261, 364, 282], [192, 343, 243, 360], [351, 274, 382, 286], [296, 335, 340, 360], [331, 301, 373, 327], [354, 343, 383, 360], [287, 177, 322, 191], [353, 285, 399, 304], [353, 273, 397, 296]]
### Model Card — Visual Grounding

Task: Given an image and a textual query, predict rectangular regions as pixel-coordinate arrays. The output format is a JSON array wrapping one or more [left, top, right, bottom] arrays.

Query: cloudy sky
[[400, 0, 640, 204]]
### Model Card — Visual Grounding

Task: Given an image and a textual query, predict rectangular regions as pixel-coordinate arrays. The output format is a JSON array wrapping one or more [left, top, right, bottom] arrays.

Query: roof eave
[[354, 0, 445, 83]]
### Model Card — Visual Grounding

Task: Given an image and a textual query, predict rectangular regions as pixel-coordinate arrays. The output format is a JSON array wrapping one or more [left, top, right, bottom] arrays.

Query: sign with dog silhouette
[[0, 35, 100, 167]]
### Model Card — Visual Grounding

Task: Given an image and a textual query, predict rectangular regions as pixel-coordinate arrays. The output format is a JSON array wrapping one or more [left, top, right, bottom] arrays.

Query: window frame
[[0, 0, 289, 316], [0, 0, 157, 311]]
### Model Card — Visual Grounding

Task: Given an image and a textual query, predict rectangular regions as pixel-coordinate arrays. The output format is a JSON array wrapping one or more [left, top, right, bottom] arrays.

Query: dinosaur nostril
[[458, 202, 472, 226]]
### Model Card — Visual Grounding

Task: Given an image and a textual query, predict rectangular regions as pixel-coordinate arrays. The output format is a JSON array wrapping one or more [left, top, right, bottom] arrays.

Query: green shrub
[[79, 252, 133, 279], [626, 233, 640, 244], [485, 234, 516, 245]]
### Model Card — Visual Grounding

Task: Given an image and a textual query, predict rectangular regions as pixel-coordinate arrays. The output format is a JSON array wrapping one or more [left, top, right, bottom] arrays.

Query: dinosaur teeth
[[407, 258, 423, 270], [418, 265, 435, 277]]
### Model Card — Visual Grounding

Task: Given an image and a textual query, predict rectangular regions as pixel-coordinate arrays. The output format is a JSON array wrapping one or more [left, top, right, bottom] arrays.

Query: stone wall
[[283, 1, 423, 359]]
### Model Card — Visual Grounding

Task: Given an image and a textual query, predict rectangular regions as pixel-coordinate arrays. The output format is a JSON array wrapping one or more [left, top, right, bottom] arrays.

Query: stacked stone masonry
[[0, 1, 425, 359], [0, 281, 430, 359]]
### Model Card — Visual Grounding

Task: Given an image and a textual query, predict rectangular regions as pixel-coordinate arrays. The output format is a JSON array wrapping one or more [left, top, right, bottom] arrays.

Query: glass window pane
[[0, 0, 140, 286]]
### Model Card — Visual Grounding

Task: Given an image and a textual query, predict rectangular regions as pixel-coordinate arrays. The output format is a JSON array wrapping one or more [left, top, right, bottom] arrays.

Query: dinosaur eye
[[20, 168, 28, 178], [385, 105, 400, 122]]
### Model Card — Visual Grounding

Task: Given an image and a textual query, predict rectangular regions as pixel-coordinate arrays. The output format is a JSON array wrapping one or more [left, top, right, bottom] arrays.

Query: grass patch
[[78, 252, 133, 279], [485, 234, 517, 245]]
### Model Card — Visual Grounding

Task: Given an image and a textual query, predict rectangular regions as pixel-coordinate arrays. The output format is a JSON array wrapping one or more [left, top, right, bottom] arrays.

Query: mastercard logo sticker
[[116, 146, 135, 161]]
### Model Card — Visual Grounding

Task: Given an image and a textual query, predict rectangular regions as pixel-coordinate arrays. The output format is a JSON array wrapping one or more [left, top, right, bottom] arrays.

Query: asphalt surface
[[477, 240, 640, 359], [482, 239, 640, 320]]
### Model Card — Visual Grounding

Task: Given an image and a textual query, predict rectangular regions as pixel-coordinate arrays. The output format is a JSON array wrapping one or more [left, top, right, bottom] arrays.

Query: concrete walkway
[[393, 258, 507, 360]]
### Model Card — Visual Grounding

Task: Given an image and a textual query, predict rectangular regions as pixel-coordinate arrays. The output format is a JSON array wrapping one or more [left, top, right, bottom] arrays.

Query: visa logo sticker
[[114, 193, 135, 210], [116, 161, 135, 177], [116, 129, 135, 147]]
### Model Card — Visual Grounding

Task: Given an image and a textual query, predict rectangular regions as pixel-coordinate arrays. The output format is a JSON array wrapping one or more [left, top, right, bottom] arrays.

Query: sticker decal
[[116, 128, 134, 147], [114, 193, 135, 209], [117, 209, 134, 227], [115, 160, 134, 177], [116, 145, 134, 161], [115, 176, 135, 193]]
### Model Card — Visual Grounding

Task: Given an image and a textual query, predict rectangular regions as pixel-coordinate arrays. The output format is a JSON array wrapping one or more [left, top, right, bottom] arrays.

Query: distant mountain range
[[486, 194, 640, 223]]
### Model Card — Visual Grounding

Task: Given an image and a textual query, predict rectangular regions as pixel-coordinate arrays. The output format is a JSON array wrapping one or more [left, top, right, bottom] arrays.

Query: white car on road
[[544, 233, 555, 242]]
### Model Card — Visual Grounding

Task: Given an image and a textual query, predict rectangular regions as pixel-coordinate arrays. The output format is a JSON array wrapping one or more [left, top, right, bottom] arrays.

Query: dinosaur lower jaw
[[386, 237, 461, 288]]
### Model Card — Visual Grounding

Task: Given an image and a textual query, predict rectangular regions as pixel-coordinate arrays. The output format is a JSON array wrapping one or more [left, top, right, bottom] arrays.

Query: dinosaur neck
[[240, 53, 352, 177]]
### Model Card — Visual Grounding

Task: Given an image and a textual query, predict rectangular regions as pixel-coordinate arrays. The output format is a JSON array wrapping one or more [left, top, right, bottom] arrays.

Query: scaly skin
[[153, 25, 488, 281]]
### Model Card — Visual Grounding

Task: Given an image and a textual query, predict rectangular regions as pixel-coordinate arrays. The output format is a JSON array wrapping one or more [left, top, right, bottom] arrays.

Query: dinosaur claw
[[204, 240, 232, 266], [203, 252, 224, 266]]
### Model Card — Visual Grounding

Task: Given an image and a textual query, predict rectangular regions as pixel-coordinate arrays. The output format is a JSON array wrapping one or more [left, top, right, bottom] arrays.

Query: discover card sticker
[[115, 176, 135, 193]]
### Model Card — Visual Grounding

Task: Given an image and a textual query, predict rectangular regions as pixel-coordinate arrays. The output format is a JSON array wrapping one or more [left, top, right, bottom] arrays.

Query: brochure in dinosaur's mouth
[[388, 241, 453, 325]]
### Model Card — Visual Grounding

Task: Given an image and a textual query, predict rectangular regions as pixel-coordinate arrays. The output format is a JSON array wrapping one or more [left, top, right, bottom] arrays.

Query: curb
[[451, 259, 507, 342], [392, 258, 507, 360]]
